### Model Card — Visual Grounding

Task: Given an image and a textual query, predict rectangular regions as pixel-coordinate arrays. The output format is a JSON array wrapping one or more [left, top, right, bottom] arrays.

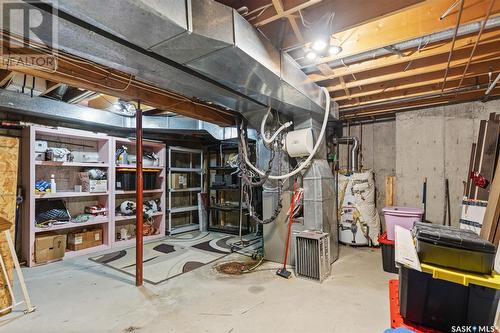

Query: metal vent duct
[[0, 89, 253, 141], [28, 0, 331, 127]]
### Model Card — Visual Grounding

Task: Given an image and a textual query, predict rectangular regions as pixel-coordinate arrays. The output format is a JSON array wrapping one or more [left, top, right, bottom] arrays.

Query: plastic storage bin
[[413, 222, 496, 274], [379, 232, 398, 273], [383, 206, 424, 241], [116, 168, 158, 191], [399, 265, 500, 332]]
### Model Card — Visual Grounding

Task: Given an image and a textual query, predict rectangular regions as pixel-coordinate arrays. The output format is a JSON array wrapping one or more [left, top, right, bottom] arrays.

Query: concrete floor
[[0, 244, 396, 333]]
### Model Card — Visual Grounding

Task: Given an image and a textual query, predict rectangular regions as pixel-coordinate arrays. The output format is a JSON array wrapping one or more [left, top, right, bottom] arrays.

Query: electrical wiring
[[241, 87, 331, 180]]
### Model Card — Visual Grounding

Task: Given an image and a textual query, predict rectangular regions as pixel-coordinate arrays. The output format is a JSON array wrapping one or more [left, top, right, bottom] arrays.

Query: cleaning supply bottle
[[50, 174, 57, 193]]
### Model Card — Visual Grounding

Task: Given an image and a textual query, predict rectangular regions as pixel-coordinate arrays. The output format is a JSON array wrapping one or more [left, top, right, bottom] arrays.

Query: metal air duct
[[0, 89, 253, 141], [30, 0, 332, 128]]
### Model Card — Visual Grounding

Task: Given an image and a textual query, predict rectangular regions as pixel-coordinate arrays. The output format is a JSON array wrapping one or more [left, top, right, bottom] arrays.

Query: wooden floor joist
[[333, 59, 499, 102], [310, 29, 500, 84], [0, 43, 236, 126], [340, 87, 500, 119], [298, 0, 500, 67]]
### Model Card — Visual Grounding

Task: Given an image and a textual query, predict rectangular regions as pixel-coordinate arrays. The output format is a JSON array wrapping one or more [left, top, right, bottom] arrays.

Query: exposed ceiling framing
[[220, 0, 500, 119], [0, 0, 498, 122]]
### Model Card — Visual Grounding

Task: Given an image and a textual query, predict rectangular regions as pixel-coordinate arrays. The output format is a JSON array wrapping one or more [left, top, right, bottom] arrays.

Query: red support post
[[135, 103, 144, 287]]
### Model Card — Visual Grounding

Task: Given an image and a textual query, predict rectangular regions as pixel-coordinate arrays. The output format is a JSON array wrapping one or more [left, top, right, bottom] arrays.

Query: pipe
[[242, 87, 331, 180], [441, 0, 465, 92], [455, 0, 496, 95], [332, 136, 360, 172], [260, 107, 293, 145], [341, 83, 490, 113], [301, 16, 500, 73], [135, 103, 143, 287], [485, 73, 500, 96]]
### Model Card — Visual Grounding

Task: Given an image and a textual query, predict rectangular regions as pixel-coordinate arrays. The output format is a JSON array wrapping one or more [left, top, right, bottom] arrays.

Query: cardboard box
[[171, 173, 187, 189], [67, 228, 103, 251], [79, 172, 108, 192], [35, 233, 67, 264]]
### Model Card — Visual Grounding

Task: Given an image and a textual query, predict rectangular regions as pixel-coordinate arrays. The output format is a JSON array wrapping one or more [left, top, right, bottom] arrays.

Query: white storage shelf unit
[[167, 146, 204, 235], [112, 137, 166, 247], [22, 126, 167, 267], [22, 126, 112, 267]]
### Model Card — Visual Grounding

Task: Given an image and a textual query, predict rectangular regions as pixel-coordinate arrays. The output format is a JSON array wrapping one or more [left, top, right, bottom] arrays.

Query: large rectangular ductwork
[[41, 0, 330, 127]]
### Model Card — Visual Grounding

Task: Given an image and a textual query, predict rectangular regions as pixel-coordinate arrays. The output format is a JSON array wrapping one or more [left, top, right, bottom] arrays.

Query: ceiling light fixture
[[306, 51, 317, 60], [312, 39, 327, 51], [328, 45, 342, 56], [108, 99, 137, 117]]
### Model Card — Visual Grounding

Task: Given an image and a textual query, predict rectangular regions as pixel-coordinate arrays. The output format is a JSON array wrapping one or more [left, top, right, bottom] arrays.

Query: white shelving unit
[[167, 146, 204, 235], [22, 126, 168, 267], [111, 137, 166, 247], [22, 126, 113, 267]]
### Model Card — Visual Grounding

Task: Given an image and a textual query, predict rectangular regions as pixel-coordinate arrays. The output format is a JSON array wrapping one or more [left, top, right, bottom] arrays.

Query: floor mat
[[89, 231, 260, 284]]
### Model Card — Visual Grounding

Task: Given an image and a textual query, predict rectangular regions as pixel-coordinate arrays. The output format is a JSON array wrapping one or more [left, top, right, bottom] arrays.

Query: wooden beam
[[40, 81, 63, 96], [271, 0, 305, 43], [338, 76, 351, 100], [254, 0, 321, 27], [338, 76, 489, 108], [292, 0, 500, 66], [0, 70, 13, 87], [327, 43, 500, 93], [2, 46, 236, 125], [309, 29, 500, 83], [333, 59, 499, 101], [339, 86, 500, 118]]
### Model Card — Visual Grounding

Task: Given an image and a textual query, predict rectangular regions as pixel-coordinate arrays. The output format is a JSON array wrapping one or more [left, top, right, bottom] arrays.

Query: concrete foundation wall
[[339, 99, 499, 229], [395, 99, 499, 226]]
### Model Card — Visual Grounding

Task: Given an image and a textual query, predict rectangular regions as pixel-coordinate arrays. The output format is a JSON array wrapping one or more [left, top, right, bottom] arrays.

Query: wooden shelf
[[24, 126, 167, 267], [115, 189, 163, 195], [64, 244, 110, 258], [35, 191, 109, 199], [208, 166, 237, 170], [169, 187, 202, 192], [209, 205, 247, 212], [116, 164, 164, 170], [209, 186, 239, 191], [169, 167, 202, 172], [115, 211, 163, 222], [35, 161, 109, 168], [169, 205, 198, 213], [34, 216, 109, 233]]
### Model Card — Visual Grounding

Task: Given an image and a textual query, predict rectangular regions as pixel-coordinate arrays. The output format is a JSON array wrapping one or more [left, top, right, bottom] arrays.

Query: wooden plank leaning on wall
[[0, 136, 19, 314], [480, 157, 500, 247]]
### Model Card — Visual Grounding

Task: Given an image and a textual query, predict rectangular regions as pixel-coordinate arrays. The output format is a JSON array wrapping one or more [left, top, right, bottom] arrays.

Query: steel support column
[[135, 104, 144, 287]]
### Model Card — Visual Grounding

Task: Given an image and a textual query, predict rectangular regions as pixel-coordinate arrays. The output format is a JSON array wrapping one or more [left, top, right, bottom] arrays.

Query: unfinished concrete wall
[[395, 99, 499, 226], [338, 99, 499, 230], [340, 120, 396, 218]]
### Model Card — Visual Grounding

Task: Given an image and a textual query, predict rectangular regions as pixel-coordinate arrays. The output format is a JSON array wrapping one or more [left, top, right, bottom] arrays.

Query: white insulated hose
[[242, 87, 331, 180], [261, 107, 293, 144]]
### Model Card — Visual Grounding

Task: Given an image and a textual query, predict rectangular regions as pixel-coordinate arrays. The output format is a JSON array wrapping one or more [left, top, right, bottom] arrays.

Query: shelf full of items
[[112, 137, 166, 247], [167, 146, 204, 235], [22, 126, 113, 267], [207, 139, 257, 235]]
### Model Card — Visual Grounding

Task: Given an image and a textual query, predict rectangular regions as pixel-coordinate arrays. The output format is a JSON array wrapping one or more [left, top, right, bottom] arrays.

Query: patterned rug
[[89, 231, 261, 284]]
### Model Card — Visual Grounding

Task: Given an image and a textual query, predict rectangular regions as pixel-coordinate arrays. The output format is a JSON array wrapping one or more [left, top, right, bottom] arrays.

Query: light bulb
[[312, 40, 327, 51], [328, 45, 342, 55], [306, 51, 317, 60]]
